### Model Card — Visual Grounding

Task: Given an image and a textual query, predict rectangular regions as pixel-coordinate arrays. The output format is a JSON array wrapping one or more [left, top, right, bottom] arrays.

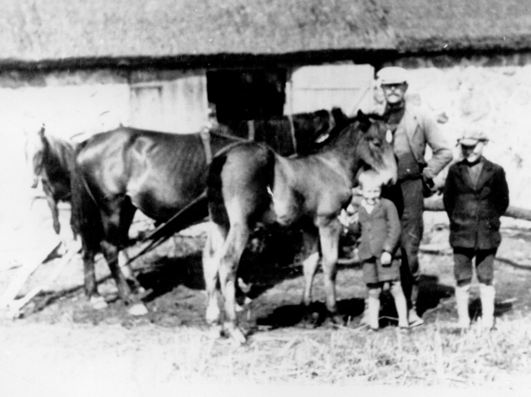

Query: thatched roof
[[0, 0, 530, 67]]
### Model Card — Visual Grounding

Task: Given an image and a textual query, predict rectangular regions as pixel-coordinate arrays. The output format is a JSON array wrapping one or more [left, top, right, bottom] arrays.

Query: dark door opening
[[207, 69, 287, 124]]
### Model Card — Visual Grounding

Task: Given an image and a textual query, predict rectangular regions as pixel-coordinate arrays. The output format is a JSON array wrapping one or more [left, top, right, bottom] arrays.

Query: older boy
[[443, 128, 509, 329]]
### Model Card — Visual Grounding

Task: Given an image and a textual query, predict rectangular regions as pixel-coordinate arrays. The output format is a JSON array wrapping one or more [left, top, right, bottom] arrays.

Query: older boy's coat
[[443, 157, 509, 250]]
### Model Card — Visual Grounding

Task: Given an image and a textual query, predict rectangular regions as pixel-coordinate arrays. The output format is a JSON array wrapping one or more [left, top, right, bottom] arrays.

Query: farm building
[[2, 0, 531, 232]]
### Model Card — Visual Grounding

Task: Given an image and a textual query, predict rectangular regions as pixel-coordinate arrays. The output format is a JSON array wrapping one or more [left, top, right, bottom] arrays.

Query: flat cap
[[458, 128, 489, 146], [377, 67, 408, 85]]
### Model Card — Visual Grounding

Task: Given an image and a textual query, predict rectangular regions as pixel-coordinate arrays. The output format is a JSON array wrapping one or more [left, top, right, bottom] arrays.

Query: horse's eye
[[372, 139, 381, 148]]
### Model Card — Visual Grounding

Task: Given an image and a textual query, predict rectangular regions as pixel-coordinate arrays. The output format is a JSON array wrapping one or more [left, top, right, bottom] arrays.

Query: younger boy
[[443, 128, 509, 330], [341, 170, 408, 330]]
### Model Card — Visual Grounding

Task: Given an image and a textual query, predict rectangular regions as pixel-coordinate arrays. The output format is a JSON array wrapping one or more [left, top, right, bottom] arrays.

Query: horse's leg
[[202, 222, 227, 335], [299, 230, 320, 325], [218, 221, 250, 344], [318, 218, 343, 324], [82, 247, 107, 309], [99, 200, 137, 305]]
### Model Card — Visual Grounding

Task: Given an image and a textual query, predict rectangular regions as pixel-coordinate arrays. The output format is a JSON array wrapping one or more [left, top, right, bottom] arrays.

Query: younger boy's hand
[[380, 251, 392, 266], [339, 209, 357, 228]]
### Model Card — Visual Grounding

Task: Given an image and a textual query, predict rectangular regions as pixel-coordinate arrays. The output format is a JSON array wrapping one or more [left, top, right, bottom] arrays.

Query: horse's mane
[[304, 110, 384, 155]]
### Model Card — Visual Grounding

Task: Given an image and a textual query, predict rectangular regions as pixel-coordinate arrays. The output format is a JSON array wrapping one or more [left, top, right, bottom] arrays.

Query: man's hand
[[380, 251, 392, 266]]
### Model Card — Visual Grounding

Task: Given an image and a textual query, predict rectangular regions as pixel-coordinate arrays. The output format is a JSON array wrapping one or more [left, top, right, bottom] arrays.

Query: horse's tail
[[70, 156, 102, 254], [206, 148, 230, 225]]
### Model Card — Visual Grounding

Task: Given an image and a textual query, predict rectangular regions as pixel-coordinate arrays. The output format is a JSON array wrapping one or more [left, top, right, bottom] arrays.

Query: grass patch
[[170, 314, 531, 387]]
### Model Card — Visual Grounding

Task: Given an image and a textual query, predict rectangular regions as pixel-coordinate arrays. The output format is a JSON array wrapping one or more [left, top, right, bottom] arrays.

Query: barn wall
[[378, 52, 531, 208], [0, 69, 131, 234]]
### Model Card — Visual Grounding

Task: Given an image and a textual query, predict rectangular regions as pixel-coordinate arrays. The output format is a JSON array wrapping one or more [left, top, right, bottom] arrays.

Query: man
[[443, 129, 509, 329], [376, 66, 453, 326]]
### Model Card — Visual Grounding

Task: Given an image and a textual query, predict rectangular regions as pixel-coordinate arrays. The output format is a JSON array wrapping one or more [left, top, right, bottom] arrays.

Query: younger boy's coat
[[357, 198, 401, 261], [443, 157, 509, 250]]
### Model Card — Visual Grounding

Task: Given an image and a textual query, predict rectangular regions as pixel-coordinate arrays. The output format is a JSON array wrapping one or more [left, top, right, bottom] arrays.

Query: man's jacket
[[443, 157, 510, 250], [393, 105, 453, 179]]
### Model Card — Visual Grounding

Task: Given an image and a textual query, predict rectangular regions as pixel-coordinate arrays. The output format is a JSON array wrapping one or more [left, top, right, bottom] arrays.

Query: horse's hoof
[[90, 296, 108, 310], [128, 303, 148, 316], [224, 323, 247, 345], [299, 312, 320, 329], [208, 324, 224, 339]]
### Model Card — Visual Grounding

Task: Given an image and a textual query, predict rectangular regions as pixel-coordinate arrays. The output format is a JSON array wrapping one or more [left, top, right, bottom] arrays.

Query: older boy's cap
[[458, 128, 489, 146], [377, 67, 408, 85]]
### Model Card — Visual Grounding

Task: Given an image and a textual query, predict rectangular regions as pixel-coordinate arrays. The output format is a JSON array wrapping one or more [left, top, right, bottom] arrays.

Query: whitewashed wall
[[0, 70, 130, 239]]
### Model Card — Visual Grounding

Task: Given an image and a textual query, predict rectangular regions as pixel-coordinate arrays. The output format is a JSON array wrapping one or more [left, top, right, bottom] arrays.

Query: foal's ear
[[356, 110, 372, 132]]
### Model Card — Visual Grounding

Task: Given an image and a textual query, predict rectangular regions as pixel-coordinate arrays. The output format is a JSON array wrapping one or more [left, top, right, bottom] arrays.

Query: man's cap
[[377, 67, 408, 85], [458, 127, 489, 146]]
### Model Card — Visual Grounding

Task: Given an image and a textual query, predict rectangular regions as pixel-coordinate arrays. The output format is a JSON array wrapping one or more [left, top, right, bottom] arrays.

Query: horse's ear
[[331, 107, 348, 125], [356, 110, 371, 132], [38, 124, 46, 139]]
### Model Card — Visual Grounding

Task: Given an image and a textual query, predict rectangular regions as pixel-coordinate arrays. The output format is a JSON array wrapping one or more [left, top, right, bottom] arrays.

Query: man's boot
[[390, 281, 409, 328], [408, 284, 424, 327], [480, 284, 495, 330], [455, 284, 470, 329]]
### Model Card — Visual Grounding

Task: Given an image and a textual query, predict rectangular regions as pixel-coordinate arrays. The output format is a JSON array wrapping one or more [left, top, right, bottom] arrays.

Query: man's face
[[460, 141, 485, 163], [381, 82, 408, 106]]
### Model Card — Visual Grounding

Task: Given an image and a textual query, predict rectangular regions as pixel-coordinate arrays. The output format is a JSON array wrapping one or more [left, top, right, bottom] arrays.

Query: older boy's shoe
[[408, 309, 424, 327], [455, 285, 471, 329]]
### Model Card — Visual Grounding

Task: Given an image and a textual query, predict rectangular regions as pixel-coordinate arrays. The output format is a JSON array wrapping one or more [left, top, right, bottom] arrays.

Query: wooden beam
[[424, 196, 531, 222]]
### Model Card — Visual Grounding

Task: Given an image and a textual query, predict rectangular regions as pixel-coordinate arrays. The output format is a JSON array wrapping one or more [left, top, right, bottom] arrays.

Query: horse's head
[[25, 124, 47, 188], [354, 110, 397, 187]]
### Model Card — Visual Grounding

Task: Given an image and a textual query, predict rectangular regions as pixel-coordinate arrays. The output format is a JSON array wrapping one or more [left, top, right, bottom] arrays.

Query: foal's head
[[354, 111, 397, 187]]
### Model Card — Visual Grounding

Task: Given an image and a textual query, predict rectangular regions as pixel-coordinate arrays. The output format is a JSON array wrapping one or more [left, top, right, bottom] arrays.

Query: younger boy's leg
[[389, 280, 408, 328], [476, 249, 497, 330], [360, 259, 378, 326], [367, 283, 382, 330], [454, 248, 473, 328]]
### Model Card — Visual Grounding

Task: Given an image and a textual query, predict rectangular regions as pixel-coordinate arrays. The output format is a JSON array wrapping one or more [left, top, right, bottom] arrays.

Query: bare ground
[[1, 204, 531, 396]]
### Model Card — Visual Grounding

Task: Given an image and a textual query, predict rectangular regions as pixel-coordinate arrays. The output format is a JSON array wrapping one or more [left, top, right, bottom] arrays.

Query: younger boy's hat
[[377, 67, 408, 85], [458, 128, 489, 146]]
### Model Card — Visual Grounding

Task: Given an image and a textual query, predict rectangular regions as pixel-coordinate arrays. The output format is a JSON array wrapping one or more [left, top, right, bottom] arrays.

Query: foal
[[203, 111, 397, 343]]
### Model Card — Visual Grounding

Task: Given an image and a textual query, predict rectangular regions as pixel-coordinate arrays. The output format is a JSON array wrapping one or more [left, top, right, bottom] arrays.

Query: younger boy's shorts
[[363, 257, 400, 284]]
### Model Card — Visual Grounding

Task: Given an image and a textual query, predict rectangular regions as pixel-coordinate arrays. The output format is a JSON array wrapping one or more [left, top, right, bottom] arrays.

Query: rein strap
[[200, 128, 213, 165]]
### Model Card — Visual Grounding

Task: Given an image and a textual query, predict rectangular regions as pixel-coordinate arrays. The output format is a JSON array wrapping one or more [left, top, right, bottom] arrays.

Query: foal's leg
[[319, 219, 342, 324], [202, 222, 227, 330], [300, 230, 320, 308], [218, 221, 250, 344]]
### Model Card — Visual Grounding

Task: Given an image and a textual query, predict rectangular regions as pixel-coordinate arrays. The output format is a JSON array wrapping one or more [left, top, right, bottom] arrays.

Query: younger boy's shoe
[[368, 292, 381, 330], [408, 309, 424, 327]]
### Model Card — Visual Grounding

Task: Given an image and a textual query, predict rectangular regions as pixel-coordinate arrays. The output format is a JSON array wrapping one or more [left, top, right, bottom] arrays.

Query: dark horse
[[203, 111, 398, 343], [70, 109, 343, 307], [25, 125, 77, 237]]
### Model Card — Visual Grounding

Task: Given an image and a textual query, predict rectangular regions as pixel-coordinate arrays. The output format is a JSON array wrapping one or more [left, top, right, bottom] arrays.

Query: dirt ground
[[1, 201, 531, 396]]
